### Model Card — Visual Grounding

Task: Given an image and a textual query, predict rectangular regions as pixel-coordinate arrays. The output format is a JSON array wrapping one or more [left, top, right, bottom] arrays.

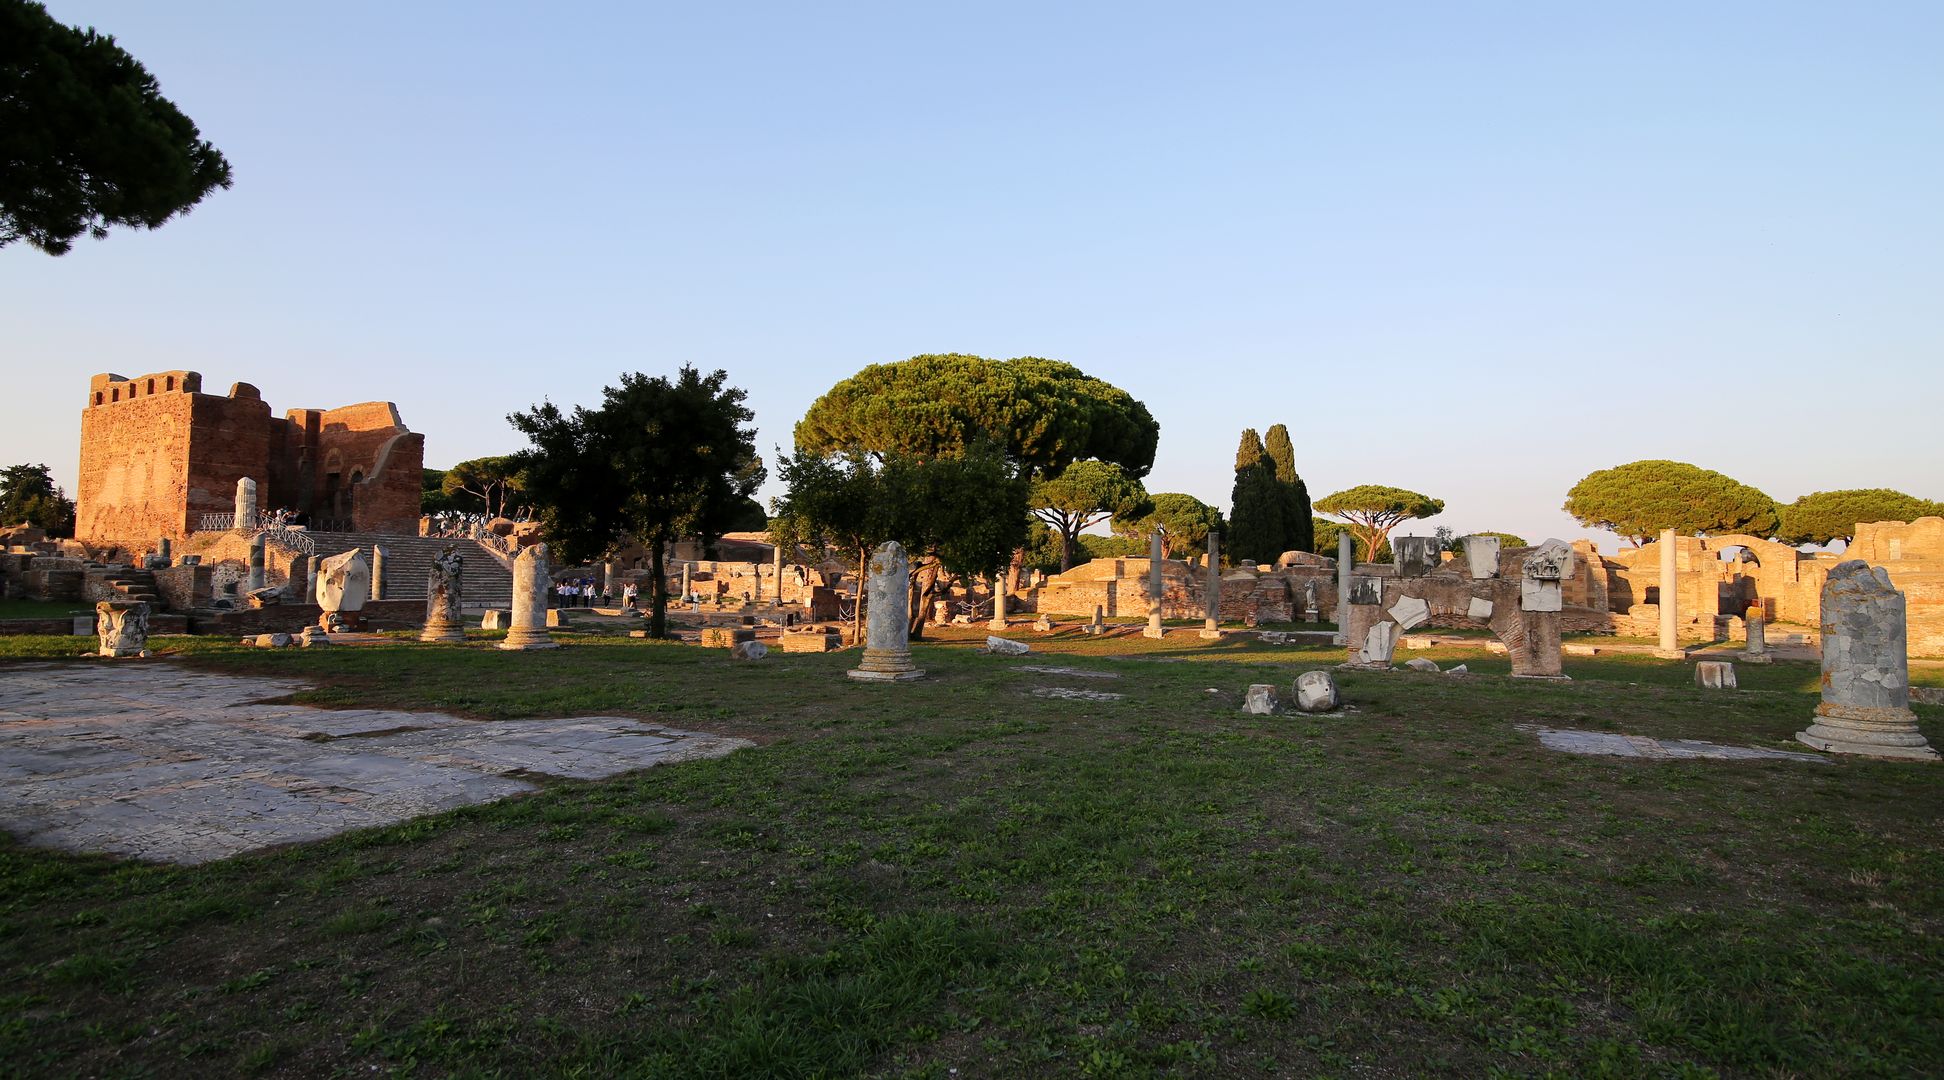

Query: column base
[[499, 629, 558, 650], [848, 668, 926, 682], [419, 625, 465, 644], [1651, 648, 1687, 660], [1198, 629, 1224, 639], [1796, 704, 1939, 761]]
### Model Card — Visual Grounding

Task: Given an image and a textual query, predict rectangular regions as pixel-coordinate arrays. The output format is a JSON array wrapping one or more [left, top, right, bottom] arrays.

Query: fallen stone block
[[729, 640, 769, 660], [986, 636, 1031, 656], [1293, 671, 1339, 713], [1695, 660, 1738, 691], [1404, 657, 1440, 673], [1242, 684, 1279, 715]]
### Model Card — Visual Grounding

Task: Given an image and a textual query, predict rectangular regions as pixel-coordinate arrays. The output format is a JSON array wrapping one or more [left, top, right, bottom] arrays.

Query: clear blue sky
[[6, 1, 1940, 550]]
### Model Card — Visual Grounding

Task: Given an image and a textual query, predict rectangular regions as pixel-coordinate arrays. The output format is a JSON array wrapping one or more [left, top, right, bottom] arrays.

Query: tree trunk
[[853, 548, 866, 646], [648, 536, 669, 638], [907, 558, 940, 639], [1007, 547, 1026, 591]]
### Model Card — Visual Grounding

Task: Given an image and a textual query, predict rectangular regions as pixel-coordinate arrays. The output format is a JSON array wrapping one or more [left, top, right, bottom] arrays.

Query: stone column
[[602, 559, 616, 601], [773, 545, 785, 604], [371, 544, 388, 600], [1090, 604, 1105, 635], [500, 543, 558, 650], [285, 553, 311, 602], [751, 561, 762, 603], [234, 477, 257, 530], [988, 573, 1008, 631], [1654, 528, 1683, 658], [1742, 604, 1770, 664], [420, 545, 465, 643], [1200, 532, 1223, 639], [1143, 529, 1166, 639], [247, 534, 266, 591], [1796, 561, 1937, 760], [1334, 531, 1355, 645], [96, 600, 148, 657], [157, 537, 172, 564], [681, 563, 691, 601], [848, 541, 924, 681]]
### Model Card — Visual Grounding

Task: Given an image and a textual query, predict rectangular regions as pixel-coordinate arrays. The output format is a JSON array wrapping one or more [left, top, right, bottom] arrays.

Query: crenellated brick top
[[86, 370, 204, 407]]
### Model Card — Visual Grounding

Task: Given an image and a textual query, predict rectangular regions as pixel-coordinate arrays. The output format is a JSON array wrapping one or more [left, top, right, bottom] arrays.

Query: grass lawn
[[0, 598, 92, 621], [1, 626, 1939, 1077]]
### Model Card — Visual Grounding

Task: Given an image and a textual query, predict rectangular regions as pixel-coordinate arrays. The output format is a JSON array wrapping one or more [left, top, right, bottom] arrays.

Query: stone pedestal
[[1333, 532, 1354, 645], [500, 543, 558, 650], [1742, 608, 1771, 664], [420, 545, 465, 643], [1143, 530, 1166, 639], [850, 541, 923, 681], [285, 553, 311, 602], [96, 600, 147, 657], [1797, 560, 1936, 760]]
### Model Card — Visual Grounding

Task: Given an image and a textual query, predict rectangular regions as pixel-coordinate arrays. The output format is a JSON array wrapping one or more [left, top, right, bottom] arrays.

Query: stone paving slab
[[1531, 726, 1829, 764], [0, 663, 751, 864]]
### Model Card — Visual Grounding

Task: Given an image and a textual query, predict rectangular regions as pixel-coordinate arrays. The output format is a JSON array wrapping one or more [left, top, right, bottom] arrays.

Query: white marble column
[[1143, 529, 1166, 639], [1655, 528, 1682, 658], [1200, 532, 1222, 638], [1334, 531, 1355, 645]]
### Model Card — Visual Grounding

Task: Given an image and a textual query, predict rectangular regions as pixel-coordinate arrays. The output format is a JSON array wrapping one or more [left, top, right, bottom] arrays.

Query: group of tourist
[[423, 512, 495, 539]]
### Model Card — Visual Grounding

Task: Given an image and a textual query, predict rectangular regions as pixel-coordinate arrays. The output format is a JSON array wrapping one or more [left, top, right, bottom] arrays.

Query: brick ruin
[[1026, 518, 1944, 657], [76, 370, 424, 546]]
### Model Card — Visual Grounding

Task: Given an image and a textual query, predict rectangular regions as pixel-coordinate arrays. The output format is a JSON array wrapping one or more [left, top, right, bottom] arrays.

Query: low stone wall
[[190, 599, 426, 636]]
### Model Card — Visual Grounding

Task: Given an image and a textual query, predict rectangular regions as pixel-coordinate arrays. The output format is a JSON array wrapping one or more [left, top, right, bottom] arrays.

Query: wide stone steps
[[301, 532, 515, 608]]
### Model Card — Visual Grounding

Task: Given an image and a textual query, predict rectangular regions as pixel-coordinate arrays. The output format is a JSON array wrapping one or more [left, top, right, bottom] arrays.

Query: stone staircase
[[303, 532, 515, 608], [105, 567, 162, 607]]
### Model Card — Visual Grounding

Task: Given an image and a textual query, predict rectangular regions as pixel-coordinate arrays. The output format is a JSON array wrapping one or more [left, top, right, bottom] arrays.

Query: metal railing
[[260, 528, 315, 556], [473, 530, 517, 568]]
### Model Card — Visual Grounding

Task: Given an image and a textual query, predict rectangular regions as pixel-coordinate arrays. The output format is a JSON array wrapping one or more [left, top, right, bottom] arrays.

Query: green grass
[[0, 626, 1939, 1077], [0, 598, 92, 620]]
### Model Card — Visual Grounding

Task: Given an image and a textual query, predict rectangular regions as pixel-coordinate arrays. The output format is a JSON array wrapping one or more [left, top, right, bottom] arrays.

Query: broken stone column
[[1200, 532, 1222, 639], [848, 540, 923, 681], [1334, 531, 1354, 645], [772, 546, 784, 603], [988, 573, 1008, 631], [500, 543, 558, 650], [157, 536, 172, 564], [1143, 530, 1165, 639], [751, 560, 762, 603], [1742, 605, 1770, 664], [1796, 560, 1937, 760], [1087, 604, 1105, 636], [603, 559, 616, 600], [284, 553, 311, 602], [420, 545, 465, 644], [315, 549, 371, 630], [1655, 528, 1682, 658], [95, 600, 148, 657], [370, 544, 388, 601], [680, 563, 691, 601], [247, 533, 266, 592], [234, 477, 257, 530]]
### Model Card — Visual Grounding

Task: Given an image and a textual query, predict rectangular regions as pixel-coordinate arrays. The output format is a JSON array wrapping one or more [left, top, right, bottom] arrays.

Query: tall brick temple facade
[[76, 371, 424, 545]]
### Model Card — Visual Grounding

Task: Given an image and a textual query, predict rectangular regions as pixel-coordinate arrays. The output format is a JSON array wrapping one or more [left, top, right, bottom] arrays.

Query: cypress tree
[[1262, 424, 1313, 555], [1228, 429, 1285, 565]]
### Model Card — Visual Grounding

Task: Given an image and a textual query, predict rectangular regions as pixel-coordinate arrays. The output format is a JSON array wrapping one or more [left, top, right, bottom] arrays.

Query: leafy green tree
[[1562, 460, 1777, 545], [770, 446, 1027, 638], [510, 367, 764, 638], [1029, 460, 1149, 570], [2, 2, 233, 254], [1776, 489, 1943, 547], [1113, 493, 1223, 560], [1227, 429, 1286, 565], [1079, 533, 1145, 561], [419, 468, 458, 515], [440, 456, 526, 518], [0, 463, 74, 536], [1459, 531, 1527, 553], [794, 354, 1158, 478], [1020, 519, 1066, 576], [1312, 517, 1390, 562], [1316, 485, 1444, 562], [1262, 424, 1313, 554]]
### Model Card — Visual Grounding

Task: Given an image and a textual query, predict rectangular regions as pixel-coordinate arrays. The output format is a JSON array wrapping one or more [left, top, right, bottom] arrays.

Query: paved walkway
[[0, 663, 750, 864]]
